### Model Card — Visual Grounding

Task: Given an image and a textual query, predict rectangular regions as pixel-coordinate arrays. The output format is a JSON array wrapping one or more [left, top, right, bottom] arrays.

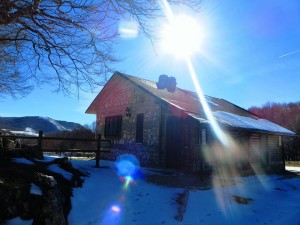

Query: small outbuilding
[[86, 71, 295, 173]]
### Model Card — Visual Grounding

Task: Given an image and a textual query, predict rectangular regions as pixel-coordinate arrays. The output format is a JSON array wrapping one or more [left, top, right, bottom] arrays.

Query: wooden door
[[165, 116, 183, 169]]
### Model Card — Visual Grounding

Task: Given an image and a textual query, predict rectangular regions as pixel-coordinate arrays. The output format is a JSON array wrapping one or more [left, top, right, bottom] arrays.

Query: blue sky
[[0, 0, 299, 125]]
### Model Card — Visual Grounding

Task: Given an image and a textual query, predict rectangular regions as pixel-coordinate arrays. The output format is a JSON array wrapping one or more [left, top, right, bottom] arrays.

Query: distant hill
[[0, 116, 82, 135]]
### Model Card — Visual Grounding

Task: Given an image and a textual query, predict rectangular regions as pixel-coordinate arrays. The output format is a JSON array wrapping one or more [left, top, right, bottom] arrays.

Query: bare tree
[[0, 0, 200, 98], [0, 44, 31, 98], [249, 101, 300, 161], [84, 121, 96, 133]]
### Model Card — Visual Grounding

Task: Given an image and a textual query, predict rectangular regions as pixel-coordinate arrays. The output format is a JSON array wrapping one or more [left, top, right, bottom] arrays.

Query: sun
[[160, 15, 203, 58]]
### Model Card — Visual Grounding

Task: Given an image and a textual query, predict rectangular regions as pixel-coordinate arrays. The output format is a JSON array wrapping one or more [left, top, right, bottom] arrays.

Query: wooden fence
[[0, 130, 111, 168]]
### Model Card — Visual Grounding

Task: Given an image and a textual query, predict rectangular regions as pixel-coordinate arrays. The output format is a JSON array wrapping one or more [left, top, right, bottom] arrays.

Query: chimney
[[157, 74, 168, 89], [167, 76, 176, 92], [156, 75, 177, 92]]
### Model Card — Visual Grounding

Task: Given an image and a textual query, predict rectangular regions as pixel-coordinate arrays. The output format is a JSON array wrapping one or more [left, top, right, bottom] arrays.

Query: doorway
[[165, 116, 183, 169]]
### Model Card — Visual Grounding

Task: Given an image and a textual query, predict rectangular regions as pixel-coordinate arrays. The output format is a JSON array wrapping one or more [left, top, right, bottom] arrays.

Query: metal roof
[[87, 72, 295, 135]]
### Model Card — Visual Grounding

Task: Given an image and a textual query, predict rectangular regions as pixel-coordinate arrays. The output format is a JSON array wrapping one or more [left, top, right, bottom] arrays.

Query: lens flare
[[116, 160, 136, 177], [186, 58, 229, 147], [159, 0, 229, 146], [101, 204, 122, 225], [118, 20, 139, 38], [115, 154, 140, 176], [158, 0, 271, 219], [124, 176, 133, 189], [160, 15, 203, 58], [115, 154, 142, 190], [111, 205, 121, 213]]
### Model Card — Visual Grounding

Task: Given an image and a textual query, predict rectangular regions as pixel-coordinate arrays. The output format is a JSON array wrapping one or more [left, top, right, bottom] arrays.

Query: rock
[[0, 131, 18, 149], [36, 173, 57, 188], [175, 190, 189, 221], [33, 173, 67, 225], [0, 183, 31, 221], [0, 156, 79, 225]]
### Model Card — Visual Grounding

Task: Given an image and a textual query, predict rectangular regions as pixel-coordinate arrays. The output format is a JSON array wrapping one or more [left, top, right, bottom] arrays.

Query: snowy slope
[[0, 116, 82, 134]]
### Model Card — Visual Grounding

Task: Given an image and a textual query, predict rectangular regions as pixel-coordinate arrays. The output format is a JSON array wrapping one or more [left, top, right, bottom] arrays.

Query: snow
[[40, 117, 70, 131], [161, 97, 186, 110], [164, 109, 294, 136], [188, 113, 209, 123], [213, 111, 295, 135], [47, 164, 73, 180], [10, 127, 38, 136], [5, 159, 300, 225], [68, 160, 182, 225], [184, 175, 300, 225], [12, 158, 34, 165], [35, 154, 64, 162], [205, 96, 219, 106], [286, 166, 300, 173], [30, 183, 42, 195], [67, 160, 300, 225], [4, 217, 33, 225]]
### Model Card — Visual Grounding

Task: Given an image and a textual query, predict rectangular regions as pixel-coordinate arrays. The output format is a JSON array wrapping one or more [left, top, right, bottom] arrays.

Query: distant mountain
[[0, 116, 82, 135]]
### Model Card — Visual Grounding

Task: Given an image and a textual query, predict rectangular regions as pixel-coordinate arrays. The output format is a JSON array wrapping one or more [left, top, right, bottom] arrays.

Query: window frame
[[104, 115, 122, 137]]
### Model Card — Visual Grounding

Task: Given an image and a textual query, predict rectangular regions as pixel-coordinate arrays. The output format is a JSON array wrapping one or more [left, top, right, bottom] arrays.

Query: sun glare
[[159, 2, 230, 147], [160, 15, 203, 58]]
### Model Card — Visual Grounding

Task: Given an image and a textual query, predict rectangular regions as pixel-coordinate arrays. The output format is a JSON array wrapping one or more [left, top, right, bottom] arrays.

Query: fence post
[[96, 134, 101, 168], [38, 130, 43, 152]]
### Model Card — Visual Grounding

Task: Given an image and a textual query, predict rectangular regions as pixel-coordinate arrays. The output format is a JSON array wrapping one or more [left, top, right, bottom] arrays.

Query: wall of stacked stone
[[95, 76, 162, 167], [100, 144, 160, 167]]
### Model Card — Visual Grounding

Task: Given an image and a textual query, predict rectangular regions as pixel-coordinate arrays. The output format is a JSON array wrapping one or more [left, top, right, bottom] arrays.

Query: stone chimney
[[156, 74, 169, 89], [156, 75, 177, 92], [167, 76, 176, 92]]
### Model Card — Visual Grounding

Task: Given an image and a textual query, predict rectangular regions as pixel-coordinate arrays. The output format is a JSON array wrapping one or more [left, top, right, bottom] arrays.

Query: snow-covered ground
[[10, 127, 39, 136], [5, 157, 300, 225], [286, 166, 300, 173]]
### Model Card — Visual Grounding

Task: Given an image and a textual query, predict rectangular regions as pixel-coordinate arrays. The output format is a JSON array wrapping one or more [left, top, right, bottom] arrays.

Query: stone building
[[86, 71, 295, 173]]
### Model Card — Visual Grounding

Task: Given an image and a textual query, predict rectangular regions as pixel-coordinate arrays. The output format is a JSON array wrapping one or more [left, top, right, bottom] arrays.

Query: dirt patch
[[175, 190, 189, 221], [145, 169, 240, 190], [232, 195, 253, 204]]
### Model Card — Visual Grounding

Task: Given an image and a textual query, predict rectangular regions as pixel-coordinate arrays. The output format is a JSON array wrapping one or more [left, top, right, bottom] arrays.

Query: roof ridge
[[120, 72, 216, 98], [87, 71, 295, 135]]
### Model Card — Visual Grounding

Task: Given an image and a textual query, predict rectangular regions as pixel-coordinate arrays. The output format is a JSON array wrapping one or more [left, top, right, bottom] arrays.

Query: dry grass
[[286, 161, 300, 167], [232, 195, 253, 204]]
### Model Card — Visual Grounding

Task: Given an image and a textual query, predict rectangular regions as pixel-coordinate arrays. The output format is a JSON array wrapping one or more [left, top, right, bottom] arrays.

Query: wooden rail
[[0, 131, 111, 168]]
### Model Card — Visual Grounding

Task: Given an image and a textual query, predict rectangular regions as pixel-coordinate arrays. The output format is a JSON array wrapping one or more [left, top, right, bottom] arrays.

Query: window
[[195, 127, 207, 145], [195, 127, 200, 144], [104, 115, 122, 137], [201, 128, 207, 145], [136, 113, 144, 143], [279, 136, 282, 146]]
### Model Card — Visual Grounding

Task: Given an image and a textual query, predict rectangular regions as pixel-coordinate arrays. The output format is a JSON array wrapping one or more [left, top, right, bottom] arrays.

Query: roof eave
[[223, 125, 296, 137], [190, 117, 296, 137]]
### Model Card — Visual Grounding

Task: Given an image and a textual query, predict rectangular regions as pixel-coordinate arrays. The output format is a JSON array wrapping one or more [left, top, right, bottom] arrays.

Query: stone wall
[[100, 144, 153, 167], [95, 76, 161, 167], [0, 155, 85, 225]]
